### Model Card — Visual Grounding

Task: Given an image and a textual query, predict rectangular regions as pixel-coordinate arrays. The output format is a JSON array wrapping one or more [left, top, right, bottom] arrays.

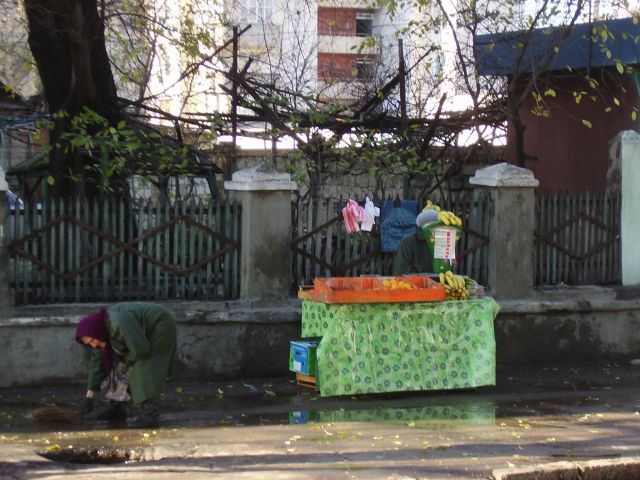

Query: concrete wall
[[0, 300, 301, 387], [496, 287, 640, 364], [1, 287, 640, 387]]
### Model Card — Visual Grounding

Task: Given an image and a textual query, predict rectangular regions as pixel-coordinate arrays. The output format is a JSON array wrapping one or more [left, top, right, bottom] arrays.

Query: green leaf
[[633, 111, 637, 121], [616, 62, 624, 74], [581, 119, 592, 128], [47, 176, 55, 186], [543, 89, 556, 97]]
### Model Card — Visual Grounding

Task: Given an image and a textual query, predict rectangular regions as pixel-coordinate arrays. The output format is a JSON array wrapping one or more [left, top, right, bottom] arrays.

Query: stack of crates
[[289, 339, 319, 389]]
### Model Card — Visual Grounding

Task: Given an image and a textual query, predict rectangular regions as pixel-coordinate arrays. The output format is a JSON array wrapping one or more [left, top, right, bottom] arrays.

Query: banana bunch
[[424, 200, 441, 212], [437, 210, 462, 226], [439, 270, 469, 300]]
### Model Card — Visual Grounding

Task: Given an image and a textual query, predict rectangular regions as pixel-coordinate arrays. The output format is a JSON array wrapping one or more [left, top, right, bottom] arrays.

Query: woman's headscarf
[[75, 308, 113, 374]]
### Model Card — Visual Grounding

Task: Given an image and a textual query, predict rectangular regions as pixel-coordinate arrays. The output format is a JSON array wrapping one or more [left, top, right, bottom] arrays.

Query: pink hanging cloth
[[342, 199, 365, 233]]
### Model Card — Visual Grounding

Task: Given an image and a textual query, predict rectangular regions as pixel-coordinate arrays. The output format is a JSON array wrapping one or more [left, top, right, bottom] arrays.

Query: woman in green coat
[[75, 302, 177, 428]]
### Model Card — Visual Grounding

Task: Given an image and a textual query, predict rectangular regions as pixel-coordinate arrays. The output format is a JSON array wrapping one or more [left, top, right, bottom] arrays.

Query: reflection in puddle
[[289, 401, 496, 426]]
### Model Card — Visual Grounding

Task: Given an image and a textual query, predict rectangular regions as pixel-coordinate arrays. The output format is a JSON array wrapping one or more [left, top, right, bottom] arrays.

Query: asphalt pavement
[[2, 361, 640, 479]]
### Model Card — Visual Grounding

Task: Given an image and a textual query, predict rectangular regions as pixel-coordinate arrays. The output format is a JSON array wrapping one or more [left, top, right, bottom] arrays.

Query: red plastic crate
[[299, 275, 446, 304]]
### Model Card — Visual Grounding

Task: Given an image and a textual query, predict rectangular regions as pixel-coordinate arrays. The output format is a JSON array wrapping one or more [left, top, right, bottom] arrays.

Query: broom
[[32, 406, 79, 423]]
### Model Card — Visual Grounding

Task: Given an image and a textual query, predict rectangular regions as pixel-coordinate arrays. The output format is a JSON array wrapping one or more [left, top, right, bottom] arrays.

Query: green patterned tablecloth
[[301, 298, 500, 397]]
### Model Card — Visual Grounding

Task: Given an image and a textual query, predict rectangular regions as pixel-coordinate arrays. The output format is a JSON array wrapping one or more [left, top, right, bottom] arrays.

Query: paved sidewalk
[[2, 361, 640, 479]]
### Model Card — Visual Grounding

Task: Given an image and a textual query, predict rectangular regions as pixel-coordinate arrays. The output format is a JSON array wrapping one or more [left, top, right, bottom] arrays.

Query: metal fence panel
[[290, 194, 491, 291], [7, 197, 241, 304], [534, 191, 621, 286]]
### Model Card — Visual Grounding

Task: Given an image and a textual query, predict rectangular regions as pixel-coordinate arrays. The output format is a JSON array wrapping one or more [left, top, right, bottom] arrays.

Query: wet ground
[[2, 361, 640, 479]]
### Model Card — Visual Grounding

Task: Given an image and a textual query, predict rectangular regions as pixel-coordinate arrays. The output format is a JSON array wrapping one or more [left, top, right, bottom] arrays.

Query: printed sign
[[433, 227, 457, 260]]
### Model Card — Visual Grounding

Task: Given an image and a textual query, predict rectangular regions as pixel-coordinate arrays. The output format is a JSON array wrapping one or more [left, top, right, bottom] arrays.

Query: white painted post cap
[[469, 162, 539, 187], [224, 163, 298, 191]]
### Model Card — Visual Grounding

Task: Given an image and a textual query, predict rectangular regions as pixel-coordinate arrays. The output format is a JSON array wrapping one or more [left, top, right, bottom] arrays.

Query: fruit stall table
[[300, 297, 500, 397]]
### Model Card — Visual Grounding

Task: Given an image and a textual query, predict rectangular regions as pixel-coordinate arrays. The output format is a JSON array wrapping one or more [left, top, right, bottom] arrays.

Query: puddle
[[0, 378, 629, 434], [289, 402, 496, 426], [1, 394, 598, 432]]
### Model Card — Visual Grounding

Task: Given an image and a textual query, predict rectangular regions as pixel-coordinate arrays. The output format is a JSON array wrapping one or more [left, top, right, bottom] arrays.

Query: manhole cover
[[38, 445, 149, 464]]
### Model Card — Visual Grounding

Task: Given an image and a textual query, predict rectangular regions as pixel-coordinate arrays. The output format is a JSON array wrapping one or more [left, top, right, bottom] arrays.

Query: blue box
[[289, 340, 318, 375]]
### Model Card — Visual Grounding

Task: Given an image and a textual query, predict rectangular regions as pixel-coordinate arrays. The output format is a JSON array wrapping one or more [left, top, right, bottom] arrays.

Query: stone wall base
[[1, 287, 639, 388]]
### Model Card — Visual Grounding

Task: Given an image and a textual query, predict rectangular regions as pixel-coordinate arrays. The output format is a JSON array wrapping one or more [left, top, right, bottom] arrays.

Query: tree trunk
[[24, 0, 123, 198]]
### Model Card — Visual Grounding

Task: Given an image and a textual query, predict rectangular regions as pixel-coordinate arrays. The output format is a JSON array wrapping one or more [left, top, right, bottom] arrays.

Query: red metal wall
[[507, 70, 637, 193]]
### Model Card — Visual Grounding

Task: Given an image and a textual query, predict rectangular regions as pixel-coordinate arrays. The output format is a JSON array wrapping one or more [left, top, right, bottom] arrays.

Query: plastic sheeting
[[301, 298, 499, 397]]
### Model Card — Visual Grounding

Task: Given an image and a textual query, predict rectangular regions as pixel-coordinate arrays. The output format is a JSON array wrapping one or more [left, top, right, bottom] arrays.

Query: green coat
[[87, 302, 177, 405], [393, 230, 434, 275]]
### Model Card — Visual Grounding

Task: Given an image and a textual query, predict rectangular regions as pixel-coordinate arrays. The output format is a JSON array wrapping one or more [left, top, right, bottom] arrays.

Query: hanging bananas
[[437, 210, 462, 226], [439, 270, 469, 300], [424, 200, 441, 212]]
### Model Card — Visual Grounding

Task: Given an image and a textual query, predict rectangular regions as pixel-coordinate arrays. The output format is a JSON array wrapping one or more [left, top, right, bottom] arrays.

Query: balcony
[[317, 0, 378, 8], [318, 35, 379, 55], [237, 23, 282, 53]]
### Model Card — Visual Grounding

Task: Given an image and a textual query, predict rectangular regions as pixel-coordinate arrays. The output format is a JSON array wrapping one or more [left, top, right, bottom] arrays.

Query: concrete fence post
[[224, 163, 298, 300], [0, 167, 9, 311], [609, 130, 640, 286], [470, 162, 539, 299]]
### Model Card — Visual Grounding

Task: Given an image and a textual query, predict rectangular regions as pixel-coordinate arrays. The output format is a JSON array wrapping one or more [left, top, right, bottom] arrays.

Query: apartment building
[[316, 1, 382, 104]]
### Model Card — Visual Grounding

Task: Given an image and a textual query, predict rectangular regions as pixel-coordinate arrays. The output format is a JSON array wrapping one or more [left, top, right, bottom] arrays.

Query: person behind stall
[[75, 302, 177, 428], [393, 209, 438, 275]]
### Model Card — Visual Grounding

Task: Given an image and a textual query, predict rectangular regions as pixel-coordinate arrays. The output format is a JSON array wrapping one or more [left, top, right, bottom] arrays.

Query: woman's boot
[[91, 400, 128, 423], [130, 398, 160, 428]]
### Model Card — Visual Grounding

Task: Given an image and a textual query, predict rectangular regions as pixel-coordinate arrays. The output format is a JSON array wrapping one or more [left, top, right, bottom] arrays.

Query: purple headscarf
[[75, 308, 113, 374]]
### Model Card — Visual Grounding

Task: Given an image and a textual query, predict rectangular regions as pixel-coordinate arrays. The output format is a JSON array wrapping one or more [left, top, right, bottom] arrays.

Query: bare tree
[[1, 0, 633, 201]]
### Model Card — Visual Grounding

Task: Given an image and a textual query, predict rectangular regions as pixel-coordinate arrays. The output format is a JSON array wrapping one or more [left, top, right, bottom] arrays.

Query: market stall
[[300, 295, 499, 397], [291, 203, 500, 397]]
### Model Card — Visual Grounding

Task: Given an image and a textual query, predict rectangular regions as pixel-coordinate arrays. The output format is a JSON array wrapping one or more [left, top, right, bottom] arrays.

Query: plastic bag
[[379, 199, 418, 252]]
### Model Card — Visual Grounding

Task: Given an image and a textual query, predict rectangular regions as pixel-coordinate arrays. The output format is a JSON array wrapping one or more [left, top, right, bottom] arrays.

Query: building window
[[354, 59, 375, 80], [246, 0, 274, 23], [356, 13, 374, 37]]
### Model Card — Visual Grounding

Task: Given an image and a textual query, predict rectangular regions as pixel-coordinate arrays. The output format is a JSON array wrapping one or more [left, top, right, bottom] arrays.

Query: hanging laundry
[[342, 198, 365, 233], [360, 196, 380, 232]]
